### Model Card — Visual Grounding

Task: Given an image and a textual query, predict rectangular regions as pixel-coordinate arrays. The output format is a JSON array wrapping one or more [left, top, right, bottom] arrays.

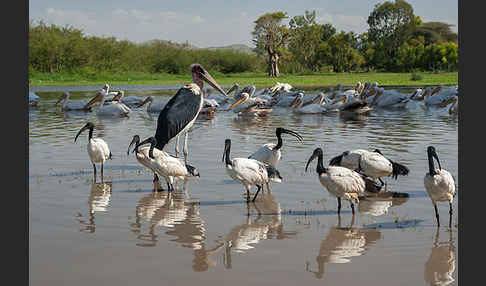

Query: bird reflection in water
[[77, 182, 112, 233], [306, 215, 381, 279], [130, 183, 224, 271], [424, 228, 456, 286], [223, 192, 297, 269], [358, 191, 409, 217]]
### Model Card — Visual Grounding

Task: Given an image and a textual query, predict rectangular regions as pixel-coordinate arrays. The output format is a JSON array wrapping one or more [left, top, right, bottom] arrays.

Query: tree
[[252, 12, 290, 77], [319, 32, 364, 72], [367, 0, 417, 70], [288, 10, 324, 72], [413, 21, 458, 45]]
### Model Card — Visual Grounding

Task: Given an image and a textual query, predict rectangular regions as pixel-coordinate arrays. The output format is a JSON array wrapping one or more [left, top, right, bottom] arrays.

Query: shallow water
[[29, 87, 458, 286]]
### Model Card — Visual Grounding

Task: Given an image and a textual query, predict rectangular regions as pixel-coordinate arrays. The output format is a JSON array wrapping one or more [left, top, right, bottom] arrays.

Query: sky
[[29, 0, 458, 48]]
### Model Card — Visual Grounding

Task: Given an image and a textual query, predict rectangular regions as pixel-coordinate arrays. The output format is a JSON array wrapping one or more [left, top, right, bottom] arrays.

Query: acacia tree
[[252, 12, 290, 77]]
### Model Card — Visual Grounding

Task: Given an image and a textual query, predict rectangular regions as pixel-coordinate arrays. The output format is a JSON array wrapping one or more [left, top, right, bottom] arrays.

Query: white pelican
[[424, 146, 456, 227], [83, 89, 131, 117], [424, 85, 458, 107], [329, 149, 409, 190], [135, 96, 169, 113], [248, 127, 303, 168], [269, 90, 301, 107], [269, 82, 293, 94], [111, 90, 144, 106], [368, 87, 412, 109], [154, 64, 227, 164], [228, 92, 272, 117], [424, 229, 456, 286], [306, 148, 366, 214], [448, 96, 458, 115], [289, 93, 328, 114], [74, 122, 112, 181], [136, 136, 200, 192], [223, 139, 281, 202], [204, 83, 239, 106], [56, 92, 91, 111], [29, 92, 39, 107]]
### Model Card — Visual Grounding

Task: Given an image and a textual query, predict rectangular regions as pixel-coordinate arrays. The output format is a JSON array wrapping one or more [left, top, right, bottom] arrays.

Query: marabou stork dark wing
[[154, 87, 201, 150]]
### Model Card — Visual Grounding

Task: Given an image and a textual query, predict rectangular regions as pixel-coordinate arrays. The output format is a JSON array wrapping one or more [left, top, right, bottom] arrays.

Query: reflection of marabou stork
[[154, 64, 226, 163]]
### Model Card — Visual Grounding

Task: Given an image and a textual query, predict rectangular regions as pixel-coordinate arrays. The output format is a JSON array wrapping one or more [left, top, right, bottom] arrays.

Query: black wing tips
[[329, 154, 343, 166], [390, 160, 409, 180]]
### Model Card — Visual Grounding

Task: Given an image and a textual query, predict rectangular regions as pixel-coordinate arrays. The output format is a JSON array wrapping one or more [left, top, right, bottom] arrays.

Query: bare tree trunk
[[269, 53, 280, 77]]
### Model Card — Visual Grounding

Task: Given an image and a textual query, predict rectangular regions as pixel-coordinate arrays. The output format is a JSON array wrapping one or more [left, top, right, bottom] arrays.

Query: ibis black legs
[[252, 185, 263, 202], [336, 197, 356, 215], [93, 164, 97, 181], [93, 163, 104, 182], [434, 203, 440, 227], [449, 202, 453, 228]]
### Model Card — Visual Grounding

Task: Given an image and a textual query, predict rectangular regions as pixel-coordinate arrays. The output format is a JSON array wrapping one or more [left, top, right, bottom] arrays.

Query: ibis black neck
[[428, 152, 436, 176], [316, 153, 326, 175]]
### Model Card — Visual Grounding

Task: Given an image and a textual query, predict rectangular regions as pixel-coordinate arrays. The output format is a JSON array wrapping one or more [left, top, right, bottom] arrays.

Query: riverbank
[[29, 71, 458, 88]]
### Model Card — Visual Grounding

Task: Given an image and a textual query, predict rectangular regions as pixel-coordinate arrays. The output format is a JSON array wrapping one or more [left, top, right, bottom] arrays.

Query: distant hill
[[142, 40, 256, 55], [205, 44, 256, 55]]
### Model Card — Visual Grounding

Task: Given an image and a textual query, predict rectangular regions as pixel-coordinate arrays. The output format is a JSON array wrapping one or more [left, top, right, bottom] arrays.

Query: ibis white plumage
[[248, 127, 303, 168], [223, 139, 281, 202], [424, 146, 456, 227], [306, 148, 366, 214], [74, 122, 112, 181], [134, 136, 200, 192], [329, 149, 409, 190]]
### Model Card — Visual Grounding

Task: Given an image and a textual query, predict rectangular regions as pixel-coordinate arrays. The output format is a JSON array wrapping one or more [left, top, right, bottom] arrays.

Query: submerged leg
[[245, 186, 251, 202], [101, 163, 104, 182], [449, 202, 453, 228], [350, 201, 355, 215], [93, 164, 97, 181], [337, 197, 342, 214], [153, 173, 159, 182], [434, 203, 440, 227], [252, 185, 262, 202]]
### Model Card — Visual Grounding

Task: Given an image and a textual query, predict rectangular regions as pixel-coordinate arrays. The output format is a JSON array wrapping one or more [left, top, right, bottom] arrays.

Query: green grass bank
[[29, 71, 458, 88]]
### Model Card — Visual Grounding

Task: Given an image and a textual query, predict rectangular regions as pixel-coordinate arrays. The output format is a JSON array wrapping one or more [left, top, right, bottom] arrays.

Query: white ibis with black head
[[424, 146, 456, 227], [329, 148, 409, 190], [154, 64, 227, 163], [306, 148, 366, 215], [135, 136, 200, 192], [248, 127, 303, 168], [74, 122, 112, 181], [223, 139, 282, 202]]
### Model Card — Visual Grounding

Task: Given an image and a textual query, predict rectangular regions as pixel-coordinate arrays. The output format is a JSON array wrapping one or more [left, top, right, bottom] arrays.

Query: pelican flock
[[55, 63, 456, 233]]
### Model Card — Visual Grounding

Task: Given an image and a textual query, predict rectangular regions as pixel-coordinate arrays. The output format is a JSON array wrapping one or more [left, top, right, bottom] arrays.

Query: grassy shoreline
[[29, 71, 458, 88]]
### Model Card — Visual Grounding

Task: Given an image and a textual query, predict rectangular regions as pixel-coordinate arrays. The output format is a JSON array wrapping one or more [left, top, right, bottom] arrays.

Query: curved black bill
[[282, 128, 304, 142]]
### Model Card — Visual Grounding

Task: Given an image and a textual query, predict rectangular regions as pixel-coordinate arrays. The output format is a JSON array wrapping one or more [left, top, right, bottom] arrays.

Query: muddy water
[[29, 87, 458, 286]]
